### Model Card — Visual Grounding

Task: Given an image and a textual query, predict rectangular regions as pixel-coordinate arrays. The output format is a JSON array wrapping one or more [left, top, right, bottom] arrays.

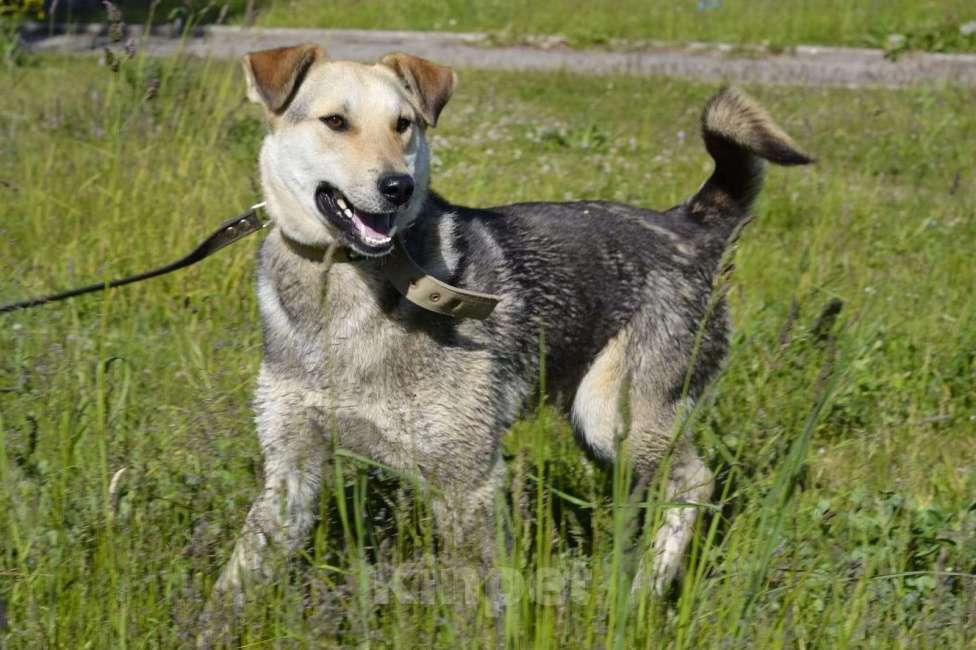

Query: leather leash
[[0, 203, 270, 314], [0, 204, 501, 320]]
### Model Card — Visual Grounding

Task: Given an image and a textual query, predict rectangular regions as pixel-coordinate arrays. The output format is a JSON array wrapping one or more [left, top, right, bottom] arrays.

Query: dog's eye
[[321, 114, 348, 132], [395, 117, 412, 134]]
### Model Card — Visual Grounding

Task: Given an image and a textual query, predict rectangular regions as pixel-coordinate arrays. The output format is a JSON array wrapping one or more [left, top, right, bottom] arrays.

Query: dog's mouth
[[315, 182, 396, 256]]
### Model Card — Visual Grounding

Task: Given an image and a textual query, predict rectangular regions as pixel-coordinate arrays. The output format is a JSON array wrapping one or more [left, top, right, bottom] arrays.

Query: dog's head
[[243, 43, 456, 257]]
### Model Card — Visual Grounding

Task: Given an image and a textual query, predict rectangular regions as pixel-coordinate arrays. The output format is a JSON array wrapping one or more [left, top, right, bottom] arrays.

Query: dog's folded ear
[[242, 43, 326, 114], [379, 53, 457, 127]]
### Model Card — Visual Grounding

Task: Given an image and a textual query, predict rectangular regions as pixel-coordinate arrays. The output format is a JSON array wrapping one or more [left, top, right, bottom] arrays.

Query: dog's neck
[[278, 231, 335, 264], [273, 196, 464, 317]]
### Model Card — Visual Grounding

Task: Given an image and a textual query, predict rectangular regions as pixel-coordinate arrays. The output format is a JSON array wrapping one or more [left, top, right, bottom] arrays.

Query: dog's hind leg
[[638, 444, 713, 594], [571, 328, 714, 595]]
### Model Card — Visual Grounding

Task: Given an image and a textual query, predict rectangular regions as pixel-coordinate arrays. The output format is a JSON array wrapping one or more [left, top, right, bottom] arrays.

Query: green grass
[[1, 49, 975, 648], [32, 1, 976, 53], [256, 0, 976, 52]]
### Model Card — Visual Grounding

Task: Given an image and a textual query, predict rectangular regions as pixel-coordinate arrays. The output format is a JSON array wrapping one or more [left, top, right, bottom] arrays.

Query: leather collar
[[285, 232, 501, 320]]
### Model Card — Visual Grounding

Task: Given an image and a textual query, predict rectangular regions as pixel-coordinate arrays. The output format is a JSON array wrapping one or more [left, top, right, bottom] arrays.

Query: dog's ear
[[242, 43, 325, 114], [379, 53, 457, 127]]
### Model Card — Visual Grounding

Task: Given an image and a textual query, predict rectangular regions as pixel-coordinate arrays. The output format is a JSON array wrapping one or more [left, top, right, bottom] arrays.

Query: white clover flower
[[886, 33, 907, 49], [960, 21, 976, 37]]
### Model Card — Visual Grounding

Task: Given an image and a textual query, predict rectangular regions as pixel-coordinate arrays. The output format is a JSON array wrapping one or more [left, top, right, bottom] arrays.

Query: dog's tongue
[[353, 211, 392, 240]]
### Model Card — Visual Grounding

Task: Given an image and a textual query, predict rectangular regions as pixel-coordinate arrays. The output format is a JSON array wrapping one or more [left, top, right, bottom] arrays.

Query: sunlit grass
[[260, 0, 976, 52], [0, 51, 974, 647]]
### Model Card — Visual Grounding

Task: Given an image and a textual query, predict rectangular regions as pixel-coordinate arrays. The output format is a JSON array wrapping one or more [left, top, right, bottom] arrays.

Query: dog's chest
[[259, 254, 504, 470], [273, 319, 499, 473]]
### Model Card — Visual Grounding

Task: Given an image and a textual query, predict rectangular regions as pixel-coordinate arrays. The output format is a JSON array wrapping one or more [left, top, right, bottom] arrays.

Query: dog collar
[[333, 235, 500, 320]]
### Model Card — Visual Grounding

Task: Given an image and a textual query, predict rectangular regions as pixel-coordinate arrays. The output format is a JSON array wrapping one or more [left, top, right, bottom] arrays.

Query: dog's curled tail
[[690, 87, 812, 220]]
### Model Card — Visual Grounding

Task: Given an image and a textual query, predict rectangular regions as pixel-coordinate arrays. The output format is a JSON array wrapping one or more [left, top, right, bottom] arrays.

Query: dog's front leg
[[432, 455, 507, 565], [210, 382, 326, 610], [429, 454, 509, 619]]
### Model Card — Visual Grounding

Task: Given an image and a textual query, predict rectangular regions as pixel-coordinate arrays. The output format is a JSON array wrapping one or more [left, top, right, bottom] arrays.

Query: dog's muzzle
[[315, 182, 397, 257]]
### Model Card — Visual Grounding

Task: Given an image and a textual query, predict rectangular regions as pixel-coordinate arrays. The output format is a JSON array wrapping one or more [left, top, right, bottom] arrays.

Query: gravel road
[[21, 23, 976, 88]]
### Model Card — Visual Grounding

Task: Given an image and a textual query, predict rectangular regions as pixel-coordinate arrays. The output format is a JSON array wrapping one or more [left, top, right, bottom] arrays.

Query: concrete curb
[[20, 23, 976, 88]]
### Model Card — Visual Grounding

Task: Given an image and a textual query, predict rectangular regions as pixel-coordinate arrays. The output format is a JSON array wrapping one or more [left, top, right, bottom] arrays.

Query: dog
[[212, 42, 811, 607]]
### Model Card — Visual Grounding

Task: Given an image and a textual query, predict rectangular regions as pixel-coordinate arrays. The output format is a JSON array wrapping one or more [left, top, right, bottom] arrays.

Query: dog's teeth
[[336, 196, 347, 209], [344, 207, 353, 218]]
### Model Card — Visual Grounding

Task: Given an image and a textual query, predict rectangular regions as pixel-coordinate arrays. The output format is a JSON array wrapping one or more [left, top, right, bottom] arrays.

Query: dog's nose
[[377, 173, 414, 206]]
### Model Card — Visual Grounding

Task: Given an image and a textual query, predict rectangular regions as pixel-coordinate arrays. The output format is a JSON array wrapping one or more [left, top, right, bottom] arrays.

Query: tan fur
[[245, 55, 434, 248], [380, 53, 457, 126], [572, 331, 629, 461], [242, 43, 325, 115], [704, 87, 802, 160]]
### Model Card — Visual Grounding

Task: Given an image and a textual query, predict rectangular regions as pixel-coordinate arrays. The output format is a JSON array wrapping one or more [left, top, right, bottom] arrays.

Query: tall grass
[[0, 49, 974, 647]]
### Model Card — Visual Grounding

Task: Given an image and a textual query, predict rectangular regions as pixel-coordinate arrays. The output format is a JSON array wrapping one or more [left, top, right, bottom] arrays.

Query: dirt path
[[21, 23, 976, 88]]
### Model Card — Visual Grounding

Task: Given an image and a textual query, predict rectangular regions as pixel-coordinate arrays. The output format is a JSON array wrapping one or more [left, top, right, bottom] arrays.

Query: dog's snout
[[377, 173, 414, 206]]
